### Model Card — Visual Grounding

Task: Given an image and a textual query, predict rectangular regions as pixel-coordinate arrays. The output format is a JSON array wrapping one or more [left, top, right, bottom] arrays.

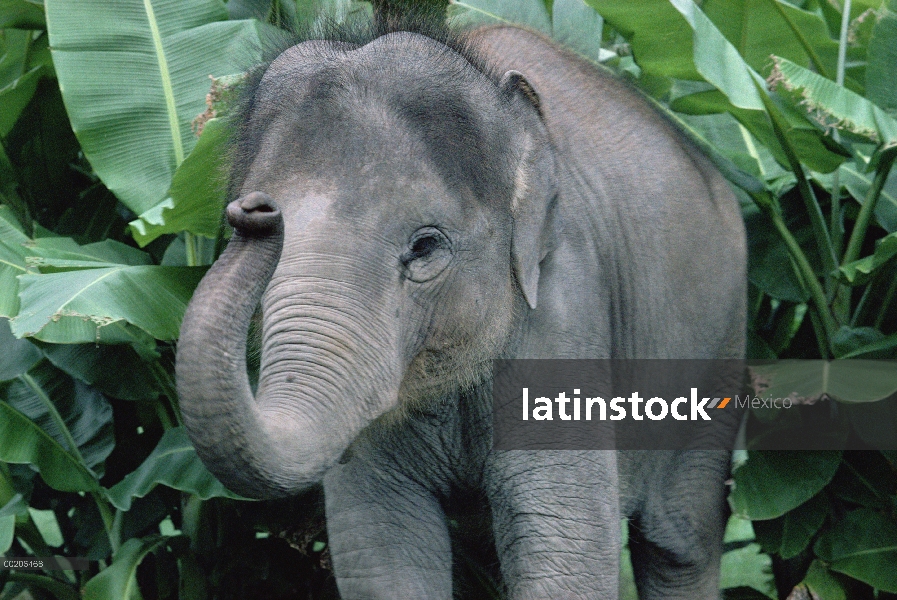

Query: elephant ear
[[500, 70, 557, 310]]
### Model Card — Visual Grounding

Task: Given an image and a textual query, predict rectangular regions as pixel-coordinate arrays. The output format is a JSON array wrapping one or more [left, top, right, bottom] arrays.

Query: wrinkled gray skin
[[177, 25, 746, 600]]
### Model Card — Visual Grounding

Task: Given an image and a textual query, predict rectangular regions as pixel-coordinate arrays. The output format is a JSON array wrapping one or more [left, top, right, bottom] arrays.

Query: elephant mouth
[[400, 297, 524, 405], [399, 347, 491, 405]]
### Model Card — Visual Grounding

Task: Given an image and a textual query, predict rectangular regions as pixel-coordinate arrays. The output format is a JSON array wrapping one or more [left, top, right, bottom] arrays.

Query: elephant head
[[176, 32, 556, 498]]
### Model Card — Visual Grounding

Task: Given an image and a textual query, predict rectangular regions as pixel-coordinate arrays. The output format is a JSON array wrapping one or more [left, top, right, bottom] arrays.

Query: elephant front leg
[[323, 453, 452, 600], [627, 450, 731, 600], [485, 450, 621, 599]]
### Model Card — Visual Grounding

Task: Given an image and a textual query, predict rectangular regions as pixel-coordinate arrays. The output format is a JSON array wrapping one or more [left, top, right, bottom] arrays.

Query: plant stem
[[830, 175, 843, 257], [836, 0, 852, 86], [785, 254, 829, 356], [754, 192, 838, 351], [155, 399, 175, 430], [750, 286, 765, 323], [149, 360, 182, 426], [807, 309, 831, 359], [185, 231, 198, 267], [21, 32, 33, 76], [92, 493, 119, 554], [759, 87, 838, 278], [842, 152, 897, 266], [851, 282, 872, 326], [769, 0, 835, 80], [829, 0, 852, 293], [111, 508, 124, 550], [874, 273, 897, 330]]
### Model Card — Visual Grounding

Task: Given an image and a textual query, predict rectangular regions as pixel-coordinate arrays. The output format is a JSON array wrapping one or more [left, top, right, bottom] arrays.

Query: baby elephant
[[177, 21, 746, 600]]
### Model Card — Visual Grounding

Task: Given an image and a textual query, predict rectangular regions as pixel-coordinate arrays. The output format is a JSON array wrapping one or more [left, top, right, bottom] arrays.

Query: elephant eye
[[402, 227, 452, 282], [409, 234, 441, 259]]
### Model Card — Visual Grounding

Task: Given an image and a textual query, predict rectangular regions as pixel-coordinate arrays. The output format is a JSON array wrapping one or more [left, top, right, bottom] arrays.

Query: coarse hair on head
[[224, 7, 497, 201]]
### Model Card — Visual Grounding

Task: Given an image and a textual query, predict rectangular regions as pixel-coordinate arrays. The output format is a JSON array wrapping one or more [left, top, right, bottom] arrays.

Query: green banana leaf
[[839, 333, 897, 359], [550, 0, 610, 64], [866, 0, 897, 115], [800, 560, 848, 600], [25, 237, 152, 267], [83, 535, 169, 600], [0, 206, 31, 318], [448, 0, 612, 65], [0, 491, 28, 554], [39, 342, 160, 401], [2, 316, 115, 487], [770, 56, 897, 150], [129, 117, 229, 246], [0, 318, 40, 380], [749, 359, 897, 403], [8, 230, 205, 343], [0, 0, 45, 29], [0, 28, 29, 83], [676, 112, 790, 185], [585, 0, 698, 78], [44, 0, 269, 216], [448, 0, 552, 34], [0, 401, 101, 493], [753, 493, 828, 560], [672, 88, 849, 173], [106, 426, 244, 511], [666, 0, 766, 111], [0, 66, 41, 137], [730, 450, 842, 520], [838, 231, 897, 285], [0, 513, 13, 554], [12, 263, 206, 342], [590, 0, 847, 173], [815, 507, 897, 593], [587, 0, 840, 81], [830, 326, 889, 359], [701, 0, 838, 79], [718, 542, 776, 598], [3, 360, 115, 474]]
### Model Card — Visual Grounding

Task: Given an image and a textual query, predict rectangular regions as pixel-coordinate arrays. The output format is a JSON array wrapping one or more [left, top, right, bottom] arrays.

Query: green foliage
[[129, 116, 232, 247], [44, 0, 270, 216], [750, 359, 897, 402], [0, 400, 104, 493], [3, 0, 897, 598], [2, 2, 343, 598], [866, 0, 897, 114], [815, 507, 897, 592], [731, 451, 842, 520], [105, 427, 244, 511], [81, 536, 169, 600]]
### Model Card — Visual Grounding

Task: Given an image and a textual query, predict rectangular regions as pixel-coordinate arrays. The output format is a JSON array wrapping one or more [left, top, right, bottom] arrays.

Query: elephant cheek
[[400, 271, 518, 402]]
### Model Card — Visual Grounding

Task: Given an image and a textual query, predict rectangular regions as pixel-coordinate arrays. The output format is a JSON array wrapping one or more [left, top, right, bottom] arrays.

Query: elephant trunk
[[176, 192, 361, 499]]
